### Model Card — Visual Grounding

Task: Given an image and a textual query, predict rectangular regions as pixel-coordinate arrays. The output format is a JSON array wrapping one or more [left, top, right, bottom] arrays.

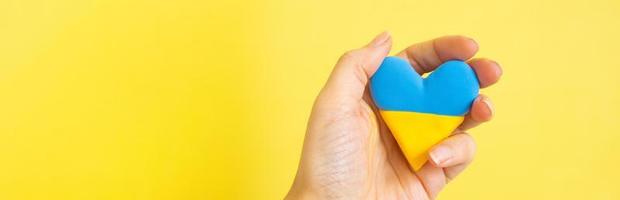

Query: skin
[[285, 32, 503, 200]]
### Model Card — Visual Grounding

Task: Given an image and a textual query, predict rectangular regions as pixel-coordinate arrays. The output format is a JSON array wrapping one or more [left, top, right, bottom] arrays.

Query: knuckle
[[339, 50, 363, 63], [337, 49, 370, 84]]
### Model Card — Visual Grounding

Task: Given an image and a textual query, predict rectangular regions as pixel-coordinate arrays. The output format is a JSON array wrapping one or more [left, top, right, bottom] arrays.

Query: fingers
[[468, 58, 502, 88], [429, 133, 477, 182], [395, 36, 503, 88], [414, 133, 476, 198], [458, 95, 494, 131], [459, 58, 501, 130], [396, 35, 478, 74], [320, 32, 392, 102], [428, 133, 476, 167], [394, 37, 501, 132]]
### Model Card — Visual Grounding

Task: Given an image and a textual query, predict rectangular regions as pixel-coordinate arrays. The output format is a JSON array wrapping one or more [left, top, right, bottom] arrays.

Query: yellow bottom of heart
[[380, 110, 464, 171]]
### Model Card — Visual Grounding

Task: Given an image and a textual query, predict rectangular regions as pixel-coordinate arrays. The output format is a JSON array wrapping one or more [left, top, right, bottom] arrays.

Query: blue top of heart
[[370, 56, 479, 116]]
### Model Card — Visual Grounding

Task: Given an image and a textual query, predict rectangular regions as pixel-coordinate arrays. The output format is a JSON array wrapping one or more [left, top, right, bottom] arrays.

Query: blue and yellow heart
[[370, 56, 479, 171]]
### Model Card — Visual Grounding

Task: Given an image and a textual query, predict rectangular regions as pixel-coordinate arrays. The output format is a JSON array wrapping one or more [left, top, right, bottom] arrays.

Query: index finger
[[396, 35, 479, 74]]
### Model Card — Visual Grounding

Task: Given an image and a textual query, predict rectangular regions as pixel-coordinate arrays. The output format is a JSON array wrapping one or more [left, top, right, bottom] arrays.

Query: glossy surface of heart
[[370, 56, 479, 170]]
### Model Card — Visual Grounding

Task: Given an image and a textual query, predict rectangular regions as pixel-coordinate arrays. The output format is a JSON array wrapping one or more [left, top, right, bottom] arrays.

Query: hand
[[285, 32, 502, 200]]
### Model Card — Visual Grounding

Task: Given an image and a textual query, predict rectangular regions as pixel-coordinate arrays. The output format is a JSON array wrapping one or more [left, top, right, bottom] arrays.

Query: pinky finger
[[457, 95, 494, 131], [428, 133, 477, 182]]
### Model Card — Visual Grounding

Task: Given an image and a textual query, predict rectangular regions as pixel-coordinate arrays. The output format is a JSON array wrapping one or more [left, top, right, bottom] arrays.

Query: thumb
[[320, 32, 392, 103]]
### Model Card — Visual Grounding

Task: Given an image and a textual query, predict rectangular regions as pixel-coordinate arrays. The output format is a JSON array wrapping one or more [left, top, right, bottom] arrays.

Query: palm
[[355, 94, 437, 200]]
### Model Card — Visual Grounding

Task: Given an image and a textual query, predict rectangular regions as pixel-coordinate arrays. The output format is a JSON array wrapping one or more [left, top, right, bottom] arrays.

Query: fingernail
[[429, 146, 453, 166], [482, 97, 495, 117], [467, 37, 479, 49], [368, 31, 391, 47], [492, 60, 503, 77]]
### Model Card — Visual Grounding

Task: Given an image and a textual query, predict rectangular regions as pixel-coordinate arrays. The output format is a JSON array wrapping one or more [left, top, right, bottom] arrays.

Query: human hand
[[285, 32, 502, 200]]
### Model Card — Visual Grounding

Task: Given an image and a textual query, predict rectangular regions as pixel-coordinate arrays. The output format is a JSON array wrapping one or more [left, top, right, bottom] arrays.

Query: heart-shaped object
[[370, 56, 479, 170]]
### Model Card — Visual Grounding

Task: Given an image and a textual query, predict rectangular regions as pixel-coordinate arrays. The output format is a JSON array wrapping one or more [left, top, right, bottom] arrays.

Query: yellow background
[[1, 0, 619, 199]]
